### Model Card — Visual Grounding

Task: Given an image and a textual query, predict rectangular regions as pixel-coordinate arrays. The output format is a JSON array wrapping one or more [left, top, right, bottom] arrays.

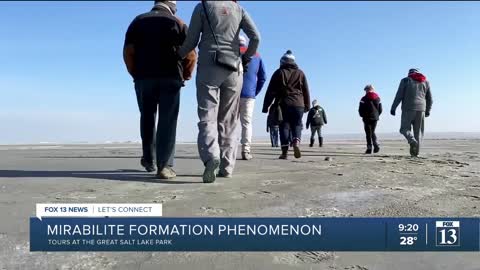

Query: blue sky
[[0, 1, 478, 144]]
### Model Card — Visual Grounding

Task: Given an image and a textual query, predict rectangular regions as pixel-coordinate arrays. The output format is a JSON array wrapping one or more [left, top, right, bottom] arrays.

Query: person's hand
[[425, 111, 430, 117], [241, 55, 251, 73], [390, 109, 396, 116], [267, 127, 270, 133]]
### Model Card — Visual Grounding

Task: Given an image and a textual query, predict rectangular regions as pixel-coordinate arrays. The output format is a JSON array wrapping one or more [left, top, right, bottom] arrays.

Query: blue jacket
[[240, 46, 266, 99]]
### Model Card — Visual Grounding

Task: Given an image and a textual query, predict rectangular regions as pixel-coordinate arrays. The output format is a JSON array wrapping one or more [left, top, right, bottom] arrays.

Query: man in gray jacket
[[391, 68, 433, 157], [178, 1, 260, 183]]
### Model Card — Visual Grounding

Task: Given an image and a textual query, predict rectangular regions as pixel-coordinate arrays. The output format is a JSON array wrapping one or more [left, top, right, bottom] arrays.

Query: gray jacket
[[178, 1, 260, 67], [391, 77, 433, 113]]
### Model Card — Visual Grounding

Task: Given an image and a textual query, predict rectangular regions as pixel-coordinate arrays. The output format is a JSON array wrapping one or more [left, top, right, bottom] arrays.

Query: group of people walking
[[123, 0, 433, 183]]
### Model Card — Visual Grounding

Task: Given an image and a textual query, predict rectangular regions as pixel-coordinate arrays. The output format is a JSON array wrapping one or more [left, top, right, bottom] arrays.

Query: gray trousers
[[400, 110, 425, 151], [310, 126, 322, 140], [196, 65, 243, 174]]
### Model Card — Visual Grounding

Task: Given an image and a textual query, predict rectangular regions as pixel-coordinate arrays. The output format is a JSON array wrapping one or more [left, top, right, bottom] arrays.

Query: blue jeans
[[280, 106, 304, 147], [134, 78, 182, 169], [269, 126, 279, 147]]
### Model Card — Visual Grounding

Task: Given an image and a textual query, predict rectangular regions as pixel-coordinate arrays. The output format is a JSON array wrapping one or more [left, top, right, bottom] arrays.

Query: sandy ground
[[0, 139, 479, 270]]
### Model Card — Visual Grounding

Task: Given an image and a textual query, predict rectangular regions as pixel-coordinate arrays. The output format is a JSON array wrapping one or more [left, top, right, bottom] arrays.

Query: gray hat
[[280, 50, 296, 65], [312, 100, 318, 107], [364, 84, 374, 91], [409, 68, 419, 74]]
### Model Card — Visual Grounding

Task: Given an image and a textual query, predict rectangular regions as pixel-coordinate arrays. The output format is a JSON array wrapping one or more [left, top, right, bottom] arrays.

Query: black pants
[[363, 119, 378, 148], [135, 78, 182, 169], [280, 106, 304, 147]]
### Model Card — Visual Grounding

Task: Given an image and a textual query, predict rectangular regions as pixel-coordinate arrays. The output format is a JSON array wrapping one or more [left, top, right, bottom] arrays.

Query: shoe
[[365, 148, 372, 154], [156, 167, 176, 179], [241, 152, 253, 160], [293, 140, 301, 158], [279, 146, 288, 159], [309, 139, 314, 147], [409, 141, 418, 157], [373, 145, 380, 153], [319, 137, 324, 147], [217, 170, 233, 178], [141, 158, 156, 172], [203, 159, 220, 183]]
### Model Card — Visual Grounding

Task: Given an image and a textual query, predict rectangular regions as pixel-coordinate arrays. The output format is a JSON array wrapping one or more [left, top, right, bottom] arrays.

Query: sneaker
[[365, 148, 372, 154], [156, 167, 176, 179], [279, 153, 288, 160], [293, 140, 301, 159], [141, 158, 156, 172], [409, 141, 418, 157], [217, 170, 233, 178], [203, 159, 220, 183], [241, 152, 253, 160], [373, 145, 380, 153]]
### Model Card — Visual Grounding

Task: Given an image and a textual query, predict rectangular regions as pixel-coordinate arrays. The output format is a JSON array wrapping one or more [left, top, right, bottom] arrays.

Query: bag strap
[[201, 1, 220, 49]]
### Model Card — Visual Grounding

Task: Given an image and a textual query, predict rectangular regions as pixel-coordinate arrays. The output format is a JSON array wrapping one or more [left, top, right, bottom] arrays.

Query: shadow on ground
[[0, 169, 201, 184]]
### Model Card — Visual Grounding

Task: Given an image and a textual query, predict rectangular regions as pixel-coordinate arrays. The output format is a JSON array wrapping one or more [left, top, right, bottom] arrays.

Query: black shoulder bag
[[201, 1, 240, 72]]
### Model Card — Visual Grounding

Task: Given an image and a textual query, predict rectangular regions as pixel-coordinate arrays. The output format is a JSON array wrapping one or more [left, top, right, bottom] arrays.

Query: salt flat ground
[[0, 139, 479, 270]]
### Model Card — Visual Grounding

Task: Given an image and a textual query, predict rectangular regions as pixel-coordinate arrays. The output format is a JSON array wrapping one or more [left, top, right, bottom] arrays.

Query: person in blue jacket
[[239, 35, 267, 160]]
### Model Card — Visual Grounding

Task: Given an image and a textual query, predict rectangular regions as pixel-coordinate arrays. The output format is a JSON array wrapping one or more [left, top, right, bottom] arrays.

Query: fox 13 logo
[[435, 221, 460, 247]]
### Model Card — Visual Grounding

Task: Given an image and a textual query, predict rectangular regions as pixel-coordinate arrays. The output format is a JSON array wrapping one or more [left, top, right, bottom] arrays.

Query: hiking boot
[[241, 152, 253, 160], [319, 137, 324, 147], [365, 148, 372, 154], [373, 145, 380, 153], [141, 158, 156, 172], [409, 141, 418, 157], [279, 146, 288, 160], [203, 159, 220, 183], [156, 167, 176, 179], [293, 140, 302, 158], [309, 138, 314, 147]]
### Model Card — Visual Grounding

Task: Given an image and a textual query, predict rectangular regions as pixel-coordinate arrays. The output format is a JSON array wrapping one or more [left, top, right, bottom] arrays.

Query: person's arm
[[266, 116, 270, 132], [359, 99, 365, 118], [178, 4, 202, 59], [176, 18, 197, 81], [377, 98, 383, 116], [306, 110, 312, 129], [302, 72, 311, 112], [255, 58, 267, 96], [123, 20, 136, 78], [239, 7, 260, 61], [262, 70, 279, 113], [391, 79, 406, 115], [322, 108, 327, 124], [425, 81, 433, 117]]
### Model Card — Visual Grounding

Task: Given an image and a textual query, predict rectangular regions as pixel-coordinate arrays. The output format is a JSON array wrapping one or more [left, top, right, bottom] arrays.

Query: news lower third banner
[[30, 205, 480, 251]]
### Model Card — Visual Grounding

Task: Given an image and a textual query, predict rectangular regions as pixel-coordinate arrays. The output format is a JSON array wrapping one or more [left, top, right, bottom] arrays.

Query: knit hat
[[280, 50, 296, 65], [312, 100, 318, 107], [409, 68, 419, 74], [239, 35, 247, 47]]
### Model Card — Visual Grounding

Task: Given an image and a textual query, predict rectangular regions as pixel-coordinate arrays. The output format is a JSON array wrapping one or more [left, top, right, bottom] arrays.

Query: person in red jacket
[[358, 84, 383, 154]]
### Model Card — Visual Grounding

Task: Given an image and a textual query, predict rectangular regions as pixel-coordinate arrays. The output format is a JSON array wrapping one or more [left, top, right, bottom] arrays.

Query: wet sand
[[0, 139, 479, 269]]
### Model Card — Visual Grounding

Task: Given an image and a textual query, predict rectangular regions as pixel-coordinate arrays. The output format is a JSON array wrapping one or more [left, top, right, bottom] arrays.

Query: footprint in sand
[[262, 179, 287, 186], [294, 251, 335, 264], [344, 266, 369, 270], [200, 206, 226, 215]]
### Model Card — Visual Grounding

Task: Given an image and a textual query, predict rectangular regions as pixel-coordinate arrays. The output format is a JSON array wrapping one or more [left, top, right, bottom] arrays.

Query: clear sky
[[0, 1, 478, 144]]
